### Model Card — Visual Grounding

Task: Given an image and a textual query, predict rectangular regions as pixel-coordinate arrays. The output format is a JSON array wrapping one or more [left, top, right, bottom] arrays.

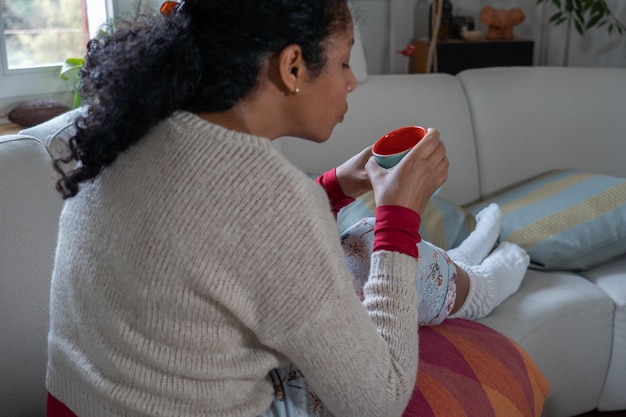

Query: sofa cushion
[[581, 254, 626, 411], [337, 190, 475, 250], [458, 67, 626, 197], [405, 318, 550, 417], [19, 107, 85, 176], [19, 108, 82, 157], [478, 269, 614, 417], [0, 135, 63, 417], [469, 169, 626, 271]]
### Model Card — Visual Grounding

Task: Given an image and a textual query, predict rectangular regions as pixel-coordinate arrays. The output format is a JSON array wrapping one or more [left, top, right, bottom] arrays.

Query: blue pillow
[[468, 169, 626, 271]]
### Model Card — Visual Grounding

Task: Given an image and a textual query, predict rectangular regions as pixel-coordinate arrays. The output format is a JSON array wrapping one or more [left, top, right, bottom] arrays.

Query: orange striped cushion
[[405, 319, 550, 417]]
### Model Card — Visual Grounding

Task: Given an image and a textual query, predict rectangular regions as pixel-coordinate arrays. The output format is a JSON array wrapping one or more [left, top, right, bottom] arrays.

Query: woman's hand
[[365, 128, 448, 216], [335, 146, 374, 199]]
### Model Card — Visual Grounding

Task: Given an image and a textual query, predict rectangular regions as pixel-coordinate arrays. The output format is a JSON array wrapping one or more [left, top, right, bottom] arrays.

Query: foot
[[448, 203, 502, 266], [451, 241, 529, 320], [481, 241, 530, 306]]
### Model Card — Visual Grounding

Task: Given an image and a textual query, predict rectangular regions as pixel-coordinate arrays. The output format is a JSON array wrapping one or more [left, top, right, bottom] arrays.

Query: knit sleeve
[[248, 177, 420, 417], [278, 251, 420, 417]]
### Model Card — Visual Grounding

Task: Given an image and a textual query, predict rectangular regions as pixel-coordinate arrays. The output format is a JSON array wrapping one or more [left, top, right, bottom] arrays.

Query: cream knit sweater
[[47, 112, 419, 417]]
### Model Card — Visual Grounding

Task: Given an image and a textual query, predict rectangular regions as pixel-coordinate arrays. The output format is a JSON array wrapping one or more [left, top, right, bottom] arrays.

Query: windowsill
[[0, 123, 23, 135]]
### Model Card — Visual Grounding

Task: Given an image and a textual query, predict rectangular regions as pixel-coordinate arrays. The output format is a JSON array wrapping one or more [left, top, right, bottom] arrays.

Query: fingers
[[341, 145, 373, 170], [395, 128, 448, 184], [365, 128, 449, 214], [361, 145, 374, 156], [354, 145, 374, 167], [405, 128, 446, 164], [335, 145, 375, 199]]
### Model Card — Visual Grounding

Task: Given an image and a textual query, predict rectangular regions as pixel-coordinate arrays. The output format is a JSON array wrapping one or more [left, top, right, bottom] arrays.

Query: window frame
[[0, 0, 118, 119]]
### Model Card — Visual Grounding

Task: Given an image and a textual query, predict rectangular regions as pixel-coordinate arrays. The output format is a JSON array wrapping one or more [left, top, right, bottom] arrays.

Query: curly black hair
[[55, 0, 352, 198]]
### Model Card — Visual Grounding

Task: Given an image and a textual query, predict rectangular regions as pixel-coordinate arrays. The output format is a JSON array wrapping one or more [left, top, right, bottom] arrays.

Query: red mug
[[372, 125, 441, 196], [372, 126, 426, 169]]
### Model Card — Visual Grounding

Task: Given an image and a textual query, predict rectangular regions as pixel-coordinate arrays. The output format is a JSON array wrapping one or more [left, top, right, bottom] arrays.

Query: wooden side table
[[412, 38, 534, 75]]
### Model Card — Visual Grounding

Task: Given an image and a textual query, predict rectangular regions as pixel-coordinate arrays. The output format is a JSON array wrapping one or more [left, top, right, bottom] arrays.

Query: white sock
[[447, 203, 502, 266], [451, 241, 530, 320]]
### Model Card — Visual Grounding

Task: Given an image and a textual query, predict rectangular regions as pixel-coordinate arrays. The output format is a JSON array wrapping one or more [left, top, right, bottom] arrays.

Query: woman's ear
[[278, 44, 304, 95]]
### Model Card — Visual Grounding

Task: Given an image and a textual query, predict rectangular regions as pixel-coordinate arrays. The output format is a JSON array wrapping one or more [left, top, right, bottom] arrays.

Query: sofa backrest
[[458, 66, 626, 197], [0, 135, 63, 416]]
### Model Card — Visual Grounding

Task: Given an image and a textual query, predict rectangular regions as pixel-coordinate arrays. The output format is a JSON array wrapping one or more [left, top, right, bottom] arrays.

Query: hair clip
[[160, 0, 185, 16]]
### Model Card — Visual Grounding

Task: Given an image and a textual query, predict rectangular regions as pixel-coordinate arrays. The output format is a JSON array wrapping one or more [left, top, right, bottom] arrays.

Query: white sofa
[[1, 33, 625, 417]]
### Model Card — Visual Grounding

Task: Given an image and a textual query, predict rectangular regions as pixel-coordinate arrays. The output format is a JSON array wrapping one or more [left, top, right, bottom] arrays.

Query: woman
[[47, 1, 528, 416]]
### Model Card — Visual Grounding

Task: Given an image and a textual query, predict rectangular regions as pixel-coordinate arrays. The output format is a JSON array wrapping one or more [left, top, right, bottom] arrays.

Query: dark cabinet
[[412, 38, 534, 75]]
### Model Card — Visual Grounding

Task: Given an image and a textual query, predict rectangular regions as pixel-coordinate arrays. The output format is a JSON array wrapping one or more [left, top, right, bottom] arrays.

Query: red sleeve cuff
[[316, 168, 355, 218], [373, 205, 421, 258]]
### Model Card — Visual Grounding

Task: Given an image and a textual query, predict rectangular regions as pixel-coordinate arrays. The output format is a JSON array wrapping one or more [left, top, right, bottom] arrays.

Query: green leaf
[[591, 2, 602, 14], [60, 58, 85, 80], [549, 12, 564, 23], [556, 16, 568, 25], [599, 0, 610, 13], [589, 10, 604, 21], [71, 91, 82, 109], [575, 10, 585, 26], [574, 19, 584, 34], [587, 14, 602, 29], [581, 0, 593, 11], [537, 0, 625, 37]]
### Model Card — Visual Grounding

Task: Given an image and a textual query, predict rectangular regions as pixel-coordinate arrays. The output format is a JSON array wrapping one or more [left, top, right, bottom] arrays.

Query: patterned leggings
[[263, 217, 458, 417]]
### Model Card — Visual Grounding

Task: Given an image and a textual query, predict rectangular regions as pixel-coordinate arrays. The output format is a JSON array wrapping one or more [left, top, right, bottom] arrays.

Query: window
[[0, 0, 112, 118]]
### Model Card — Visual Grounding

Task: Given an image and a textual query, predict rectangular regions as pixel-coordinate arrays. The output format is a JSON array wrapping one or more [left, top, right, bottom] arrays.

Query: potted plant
[[60, 57, 84, 109], [537, 0, 625, 35], [537, 0, 625, 64], [59, 24, 110, 109]]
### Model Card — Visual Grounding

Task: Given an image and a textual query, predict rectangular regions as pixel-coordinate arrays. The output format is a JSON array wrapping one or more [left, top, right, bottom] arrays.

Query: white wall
[[131, 0, 625, 74], [353, 0, 626, 74]]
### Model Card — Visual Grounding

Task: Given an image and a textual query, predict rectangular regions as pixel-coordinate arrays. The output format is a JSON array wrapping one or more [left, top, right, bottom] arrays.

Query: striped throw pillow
[[469, 169, 626, 271]]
